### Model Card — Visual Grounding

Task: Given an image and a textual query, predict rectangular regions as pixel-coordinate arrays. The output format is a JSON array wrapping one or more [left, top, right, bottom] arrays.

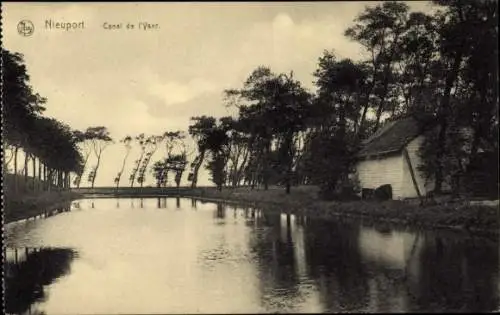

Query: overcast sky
[[3, 2, 435, 187]]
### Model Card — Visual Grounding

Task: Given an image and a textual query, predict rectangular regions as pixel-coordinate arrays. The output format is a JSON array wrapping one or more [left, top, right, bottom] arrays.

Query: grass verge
[[4, 190, 83, 224], [183, 186, 499, 235]]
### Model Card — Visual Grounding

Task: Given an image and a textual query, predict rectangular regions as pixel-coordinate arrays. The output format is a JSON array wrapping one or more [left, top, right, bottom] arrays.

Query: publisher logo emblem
[[18, 20, 34, 37]]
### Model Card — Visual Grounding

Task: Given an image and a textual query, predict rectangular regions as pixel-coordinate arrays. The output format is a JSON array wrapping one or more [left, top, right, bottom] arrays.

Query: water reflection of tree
[[4, 247, 77, 315], [215, 203, 226, 219], [408, 234, 499, 312], [156, 197, 168, 209], [244, 210, 499, 313], [248, 211, 302, 312], [303, 219, 370, 312], [43, 202, 72, 219]]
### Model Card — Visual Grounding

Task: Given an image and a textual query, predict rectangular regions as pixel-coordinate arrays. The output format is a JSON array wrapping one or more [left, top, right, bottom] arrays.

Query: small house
[[355, 117, 433, 200]]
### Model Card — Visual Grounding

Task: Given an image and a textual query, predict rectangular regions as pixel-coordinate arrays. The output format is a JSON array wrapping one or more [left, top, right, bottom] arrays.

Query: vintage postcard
[[2, 1, 499, 314]]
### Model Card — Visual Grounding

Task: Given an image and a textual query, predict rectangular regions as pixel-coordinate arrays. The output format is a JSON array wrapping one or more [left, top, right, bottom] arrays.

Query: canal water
[[4, 197, 500, 314]]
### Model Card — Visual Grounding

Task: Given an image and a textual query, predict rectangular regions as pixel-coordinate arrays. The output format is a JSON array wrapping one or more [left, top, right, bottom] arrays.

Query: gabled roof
[[357, 117, 423, 158]]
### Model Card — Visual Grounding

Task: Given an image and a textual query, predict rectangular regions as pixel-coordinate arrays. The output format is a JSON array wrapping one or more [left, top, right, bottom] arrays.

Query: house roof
[[357, 117, 423, 158]]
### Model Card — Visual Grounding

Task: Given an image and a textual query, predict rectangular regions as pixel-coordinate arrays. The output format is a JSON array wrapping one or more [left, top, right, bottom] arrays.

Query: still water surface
[[4, 197, 500, 314]]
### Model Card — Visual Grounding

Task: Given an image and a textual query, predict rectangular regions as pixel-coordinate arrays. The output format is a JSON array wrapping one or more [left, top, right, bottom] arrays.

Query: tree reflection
[[215, 203, 226, 219], [248, 211, 302, 312], [408, 234, 499, 312], [302, 219, 370, 312], [156, 197, 167, 209], [4, 247, 77, 315], [299, 218, 500, 313]]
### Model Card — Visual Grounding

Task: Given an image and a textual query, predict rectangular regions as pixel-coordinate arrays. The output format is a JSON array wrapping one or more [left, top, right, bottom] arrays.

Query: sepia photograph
[[2, 1, 499, 314]]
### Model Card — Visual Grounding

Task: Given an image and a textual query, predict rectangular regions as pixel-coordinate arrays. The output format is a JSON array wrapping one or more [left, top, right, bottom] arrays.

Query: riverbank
[[183, 186, 499, 235], [4, 190, 83, 224]]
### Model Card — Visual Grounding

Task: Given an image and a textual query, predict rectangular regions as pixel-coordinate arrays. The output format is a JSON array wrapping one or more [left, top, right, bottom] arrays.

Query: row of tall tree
[[3, 49, 118, 192], [186, 0, 498, 197], [3, 49, 84, 193]]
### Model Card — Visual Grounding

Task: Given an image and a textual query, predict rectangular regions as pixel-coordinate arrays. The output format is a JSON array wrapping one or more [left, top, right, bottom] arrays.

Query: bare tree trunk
[[190, 149, 205, 188], [283, 132, 295, 195], [356, 59, 379, 138], [47, 169, 53, 192], [468, 88, 488, 167], [235, 149, 249, 187], [24, 152, 29, 191], [130, 151, 145, 188], [352, 82, 362, 135], [373, 31, 401, 132], [374, 95, 388, 132], [77, 152, 90, 189], [31, 155, 36, 192], [38, 159, 42, 190], [117, 149, 131, 188], [263, 141, 271, 191], [357, 103, 370, 137], [175, 170, 183, 188], [13, 146, 19, 193], [434, 51, 464, 193], [374, 69, 393, 131], [91, 155, 101, 189], [43, 165, 47, 190]]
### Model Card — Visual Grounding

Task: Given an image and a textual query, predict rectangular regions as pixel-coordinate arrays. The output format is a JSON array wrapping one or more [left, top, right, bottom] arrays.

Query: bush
[[462, 151, 499, 198], [318, 174, 362, 201]]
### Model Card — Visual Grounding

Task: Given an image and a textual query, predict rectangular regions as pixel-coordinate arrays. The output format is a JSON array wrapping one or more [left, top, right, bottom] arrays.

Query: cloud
[[273, 13, 294, 30]]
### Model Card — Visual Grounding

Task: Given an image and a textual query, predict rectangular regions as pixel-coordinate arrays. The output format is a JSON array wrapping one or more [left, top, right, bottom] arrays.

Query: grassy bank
[[183, 186, 499, 235], [4, 190, 83, 224]]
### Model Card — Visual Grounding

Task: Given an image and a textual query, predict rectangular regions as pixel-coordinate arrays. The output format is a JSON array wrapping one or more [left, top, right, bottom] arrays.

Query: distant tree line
[[3, 49, 83, 193]]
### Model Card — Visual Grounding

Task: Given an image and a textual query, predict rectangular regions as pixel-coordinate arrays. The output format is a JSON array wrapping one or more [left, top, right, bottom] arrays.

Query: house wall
[[356, 154, 404, 199], [356, 135, 453, 199], [400, 135, 434, 198]]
